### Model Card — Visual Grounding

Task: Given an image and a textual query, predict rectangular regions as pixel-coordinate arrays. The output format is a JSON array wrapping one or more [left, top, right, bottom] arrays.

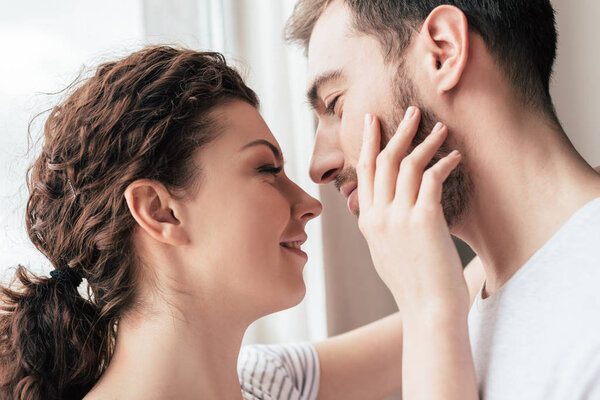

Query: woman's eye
[[257, 165, 283, 176], [325, 95, 341, 116]]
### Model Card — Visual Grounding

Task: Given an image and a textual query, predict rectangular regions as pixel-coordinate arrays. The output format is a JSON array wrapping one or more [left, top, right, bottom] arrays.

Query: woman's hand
[[356, 107, 468, 317], [357, 107, 479, 400]]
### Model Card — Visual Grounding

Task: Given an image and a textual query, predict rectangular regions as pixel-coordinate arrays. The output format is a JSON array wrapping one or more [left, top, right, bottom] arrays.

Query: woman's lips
[[281, 245, 308, 260]]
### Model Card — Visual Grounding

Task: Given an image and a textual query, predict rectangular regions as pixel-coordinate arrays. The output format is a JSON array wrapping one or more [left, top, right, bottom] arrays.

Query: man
[[285, 0, 600, 398]]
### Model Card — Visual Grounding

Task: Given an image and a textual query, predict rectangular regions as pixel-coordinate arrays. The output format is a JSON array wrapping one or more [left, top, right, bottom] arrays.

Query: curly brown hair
[[0, 45, 258, 400]]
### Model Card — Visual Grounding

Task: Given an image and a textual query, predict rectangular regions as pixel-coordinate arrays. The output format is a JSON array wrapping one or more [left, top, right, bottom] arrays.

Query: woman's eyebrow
[[241, 139, 284, 163]]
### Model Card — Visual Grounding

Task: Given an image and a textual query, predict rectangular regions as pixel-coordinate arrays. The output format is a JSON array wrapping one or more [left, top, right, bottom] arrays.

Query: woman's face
[[178, 100, 322, 317]]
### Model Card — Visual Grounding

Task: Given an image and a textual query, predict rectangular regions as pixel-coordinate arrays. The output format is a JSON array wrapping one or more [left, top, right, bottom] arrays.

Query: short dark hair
[[286, 0, 559, 121]]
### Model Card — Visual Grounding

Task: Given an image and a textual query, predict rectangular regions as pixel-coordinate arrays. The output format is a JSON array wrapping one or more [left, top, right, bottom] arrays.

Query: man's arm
[[314, 256, 484, 400]]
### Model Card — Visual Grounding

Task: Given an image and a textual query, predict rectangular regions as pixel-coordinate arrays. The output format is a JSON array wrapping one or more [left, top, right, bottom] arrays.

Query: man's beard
[[388, 63, 473, 228], [336, 63, 473, 228]]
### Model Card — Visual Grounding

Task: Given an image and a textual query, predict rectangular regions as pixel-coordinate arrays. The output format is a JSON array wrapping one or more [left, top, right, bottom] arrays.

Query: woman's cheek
[[236, 186, 289, 240]]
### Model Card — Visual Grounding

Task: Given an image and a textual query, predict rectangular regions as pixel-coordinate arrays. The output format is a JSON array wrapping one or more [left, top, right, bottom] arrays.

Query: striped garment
[[238, 342, 320, 400]]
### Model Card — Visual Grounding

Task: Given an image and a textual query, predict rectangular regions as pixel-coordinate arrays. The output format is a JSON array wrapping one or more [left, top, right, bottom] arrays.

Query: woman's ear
[[418, 5, 469, 94], [124, 179, 189, 246]]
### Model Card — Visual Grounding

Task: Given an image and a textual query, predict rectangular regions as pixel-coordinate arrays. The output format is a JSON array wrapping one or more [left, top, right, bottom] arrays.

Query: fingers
[[417, 150, 462, 206], [372, 107, 421, 204], [358, 107, 459, 215], [357, 113, 380, 210], [395, 122, 448, 206]]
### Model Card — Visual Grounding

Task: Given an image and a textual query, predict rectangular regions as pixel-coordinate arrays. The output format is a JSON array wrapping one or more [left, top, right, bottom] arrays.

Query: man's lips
[[347, 188, 359, 214], [340, 182, 358, 198], [340, 182, 359, 214]]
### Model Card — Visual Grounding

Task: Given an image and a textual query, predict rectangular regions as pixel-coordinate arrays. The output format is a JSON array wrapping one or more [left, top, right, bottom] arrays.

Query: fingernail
[[404, 106, 416, 121], [450, 150, 460, 157], [433, 122, 444, 133], [364, 113, 372, 127]]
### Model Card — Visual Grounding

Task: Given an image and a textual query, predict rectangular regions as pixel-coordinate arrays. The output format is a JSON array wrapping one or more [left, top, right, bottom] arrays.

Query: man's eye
[[257, 165, 283, 175], [325, 96, 341, 116]]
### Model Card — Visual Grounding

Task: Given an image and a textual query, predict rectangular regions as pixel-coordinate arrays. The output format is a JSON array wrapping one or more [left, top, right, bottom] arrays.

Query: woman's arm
[[315, 157, 597, 400], [314, 256, 484, 400], [355, 109, 478, 400]]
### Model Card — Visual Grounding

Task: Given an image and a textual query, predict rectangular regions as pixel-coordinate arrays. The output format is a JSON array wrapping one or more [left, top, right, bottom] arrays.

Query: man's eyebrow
[[241, 139, 284, 163], [307, 69, 345, 111]]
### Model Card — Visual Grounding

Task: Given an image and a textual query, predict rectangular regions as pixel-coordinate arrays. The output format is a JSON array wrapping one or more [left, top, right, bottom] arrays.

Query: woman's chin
[[287, 282, 307, 308], [265, 280, 307, 315]]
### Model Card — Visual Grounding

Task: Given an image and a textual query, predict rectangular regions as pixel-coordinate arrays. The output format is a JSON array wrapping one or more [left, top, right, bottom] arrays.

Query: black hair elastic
[[50, 269, 83, 286]]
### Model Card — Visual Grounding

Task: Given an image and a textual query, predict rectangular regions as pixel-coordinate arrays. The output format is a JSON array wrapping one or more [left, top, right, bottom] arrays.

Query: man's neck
[[453, 110, 600, 297]]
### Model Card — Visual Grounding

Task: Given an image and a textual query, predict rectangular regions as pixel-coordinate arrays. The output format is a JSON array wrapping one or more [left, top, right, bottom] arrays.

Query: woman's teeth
[[281, 241, 301, 249]]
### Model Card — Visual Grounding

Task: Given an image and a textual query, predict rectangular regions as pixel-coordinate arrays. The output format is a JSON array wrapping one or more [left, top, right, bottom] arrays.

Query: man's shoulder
[[534, 197, 600, 261]]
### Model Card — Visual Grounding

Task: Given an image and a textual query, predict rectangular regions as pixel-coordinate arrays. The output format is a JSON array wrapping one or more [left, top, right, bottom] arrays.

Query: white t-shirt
[[468, 197, 600, 399], [238, 342, 320, 400]]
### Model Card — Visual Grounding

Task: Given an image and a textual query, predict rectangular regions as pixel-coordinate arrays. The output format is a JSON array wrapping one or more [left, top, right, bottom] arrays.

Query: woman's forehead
[[212, 101, 280, 150]]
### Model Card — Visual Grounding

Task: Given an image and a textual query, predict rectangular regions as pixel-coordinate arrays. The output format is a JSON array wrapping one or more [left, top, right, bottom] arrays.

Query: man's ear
[[418, 5, 469, 94], [124, 179, 189, 246]]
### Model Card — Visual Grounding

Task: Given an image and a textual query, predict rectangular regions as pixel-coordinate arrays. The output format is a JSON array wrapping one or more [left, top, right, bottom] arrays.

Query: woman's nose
[[292, 187, 323, 223]]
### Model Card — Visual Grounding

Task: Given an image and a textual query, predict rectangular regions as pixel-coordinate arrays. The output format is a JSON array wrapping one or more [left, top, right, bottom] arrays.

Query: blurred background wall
[[0, 1, 598, 398]]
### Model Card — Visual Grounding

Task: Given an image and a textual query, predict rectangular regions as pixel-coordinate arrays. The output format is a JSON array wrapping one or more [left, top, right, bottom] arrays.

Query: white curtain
[[0, 0, 146, 279]]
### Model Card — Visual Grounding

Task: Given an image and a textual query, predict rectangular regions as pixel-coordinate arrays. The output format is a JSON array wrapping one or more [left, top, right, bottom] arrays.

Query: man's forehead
[[306, 34, 387, 98], [306, 0, 353, 76], [306, 0, 392, 84]]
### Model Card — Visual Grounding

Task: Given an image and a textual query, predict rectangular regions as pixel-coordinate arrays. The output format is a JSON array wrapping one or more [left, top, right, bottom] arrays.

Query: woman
[[0, 45, 484, 400], [1, 45, 324, 400]]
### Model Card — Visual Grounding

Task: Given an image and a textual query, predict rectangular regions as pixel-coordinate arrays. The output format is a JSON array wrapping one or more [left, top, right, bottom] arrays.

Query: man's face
[[306, 0, 471, 227]]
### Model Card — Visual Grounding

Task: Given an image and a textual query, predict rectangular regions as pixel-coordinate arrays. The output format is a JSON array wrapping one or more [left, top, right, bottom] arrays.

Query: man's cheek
[[339, 114, 365, 165]]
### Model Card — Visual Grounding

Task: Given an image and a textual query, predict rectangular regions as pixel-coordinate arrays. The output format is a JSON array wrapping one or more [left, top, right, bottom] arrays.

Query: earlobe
[[422, 5, 470, 94], [124, 180, 189, 246]]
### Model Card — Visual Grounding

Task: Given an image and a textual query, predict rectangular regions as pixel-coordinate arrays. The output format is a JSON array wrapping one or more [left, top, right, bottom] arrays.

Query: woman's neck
[[85, 294, 248, 399]]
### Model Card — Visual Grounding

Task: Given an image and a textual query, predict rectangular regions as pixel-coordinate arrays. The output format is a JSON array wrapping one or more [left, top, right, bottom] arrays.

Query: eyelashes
[[257, 165, 283, 176], [325, 95, 341, 116]]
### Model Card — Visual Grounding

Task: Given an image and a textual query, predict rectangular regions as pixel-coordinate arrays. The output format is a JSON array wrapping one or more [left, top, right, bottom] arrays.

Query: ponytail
[[0, 266, 106, 400]]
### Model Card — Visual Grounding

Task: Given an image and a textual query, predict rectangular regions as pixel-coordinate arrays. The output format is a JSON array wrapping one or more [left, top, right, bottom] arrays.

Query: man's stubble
[[336, 61, 474, 227]]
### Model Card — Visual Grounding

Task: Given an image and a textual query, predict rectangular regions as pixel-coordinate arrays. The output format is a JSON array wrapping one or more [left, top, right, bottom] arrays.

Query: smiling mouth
[[280, 241, 303, 250]]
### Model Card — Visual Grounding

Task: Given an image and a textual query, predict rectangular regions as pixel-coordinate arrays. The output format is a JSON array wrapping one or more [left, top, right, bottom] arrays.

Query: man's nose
[[309, 127, 345, 184]]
